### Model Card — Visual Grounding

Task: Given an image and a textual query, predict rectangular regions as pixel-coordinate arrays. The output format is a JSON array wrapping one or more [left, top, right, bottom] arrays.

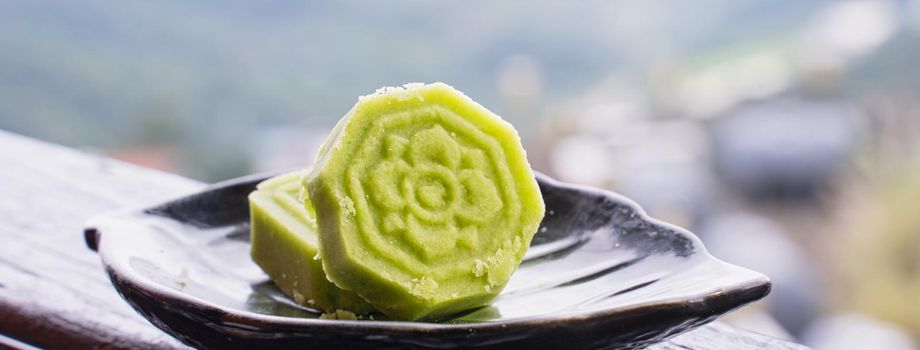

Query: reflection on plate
[[85, 173, 769, 349]]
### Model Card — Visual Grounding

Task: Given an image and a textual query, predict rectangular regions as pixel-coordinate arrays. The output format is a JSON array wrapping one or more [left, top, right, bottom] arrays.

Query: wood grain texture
[[0, 131, 807, 349], [0, 131, 197, 349]]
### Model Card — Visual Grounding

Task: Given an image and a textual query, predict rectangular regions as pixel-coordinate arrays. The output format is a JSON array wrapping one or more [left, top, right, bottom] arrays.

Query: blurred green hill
[[0, 0, 827, 180]]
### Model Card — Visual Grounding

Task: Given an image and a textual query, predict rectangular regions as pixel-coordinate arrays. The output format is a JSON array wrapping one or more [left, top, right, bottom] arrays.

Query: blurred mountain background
[[0, 0, 837, 180]]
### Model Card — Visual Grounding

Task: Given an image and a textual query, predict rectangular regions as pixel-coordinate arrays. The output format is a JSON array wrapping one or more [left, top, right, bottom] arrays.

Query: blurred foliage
[[837, 164, 920, 338]]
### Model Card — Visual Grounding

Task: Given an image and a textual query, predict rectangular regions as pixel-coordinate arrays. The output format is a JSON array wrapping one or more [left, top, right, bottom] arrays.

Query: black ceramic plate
[[85, 173, 769, 350]]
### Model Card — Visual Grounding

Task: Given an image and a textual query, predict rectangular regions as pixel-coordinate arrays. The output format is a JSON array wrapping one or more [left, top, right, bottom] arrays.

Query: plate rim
[[86, 172, 771, 333]]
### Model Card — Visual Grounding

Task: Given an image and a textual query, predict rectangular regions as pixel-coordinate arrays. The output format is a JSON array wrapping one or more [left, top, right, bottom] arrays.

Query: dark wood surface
[[0, 131, 808, 349]]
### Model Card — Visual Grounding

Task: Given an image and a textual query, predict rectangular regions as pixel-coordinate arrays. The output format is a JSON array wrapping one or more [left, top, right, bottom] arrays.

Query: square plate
[[85, 173, 769, 349]]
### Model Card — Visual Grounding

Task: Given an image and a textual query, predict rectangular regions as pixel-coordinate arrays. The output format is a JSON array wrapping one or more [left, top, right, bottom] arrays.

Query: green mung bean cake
[[307, 83, 545, 321], [249, 171, 375, 315]]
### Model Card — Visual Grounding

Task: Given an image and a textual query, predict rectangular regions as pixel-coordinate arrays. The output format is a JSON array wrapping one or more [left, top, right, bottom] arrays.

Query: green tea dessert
[[307, 82, 545, 320], [249, 171, 375, 314]]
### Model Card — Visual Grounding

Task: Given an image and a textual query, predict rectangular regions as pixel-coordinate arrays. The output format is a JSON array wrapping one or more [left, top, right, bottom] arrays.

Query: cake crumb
[[410, 276, 439, 299], [320, 309, 358, 320], [339, 195, 356, 216], [473, 259, 487, 277]]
